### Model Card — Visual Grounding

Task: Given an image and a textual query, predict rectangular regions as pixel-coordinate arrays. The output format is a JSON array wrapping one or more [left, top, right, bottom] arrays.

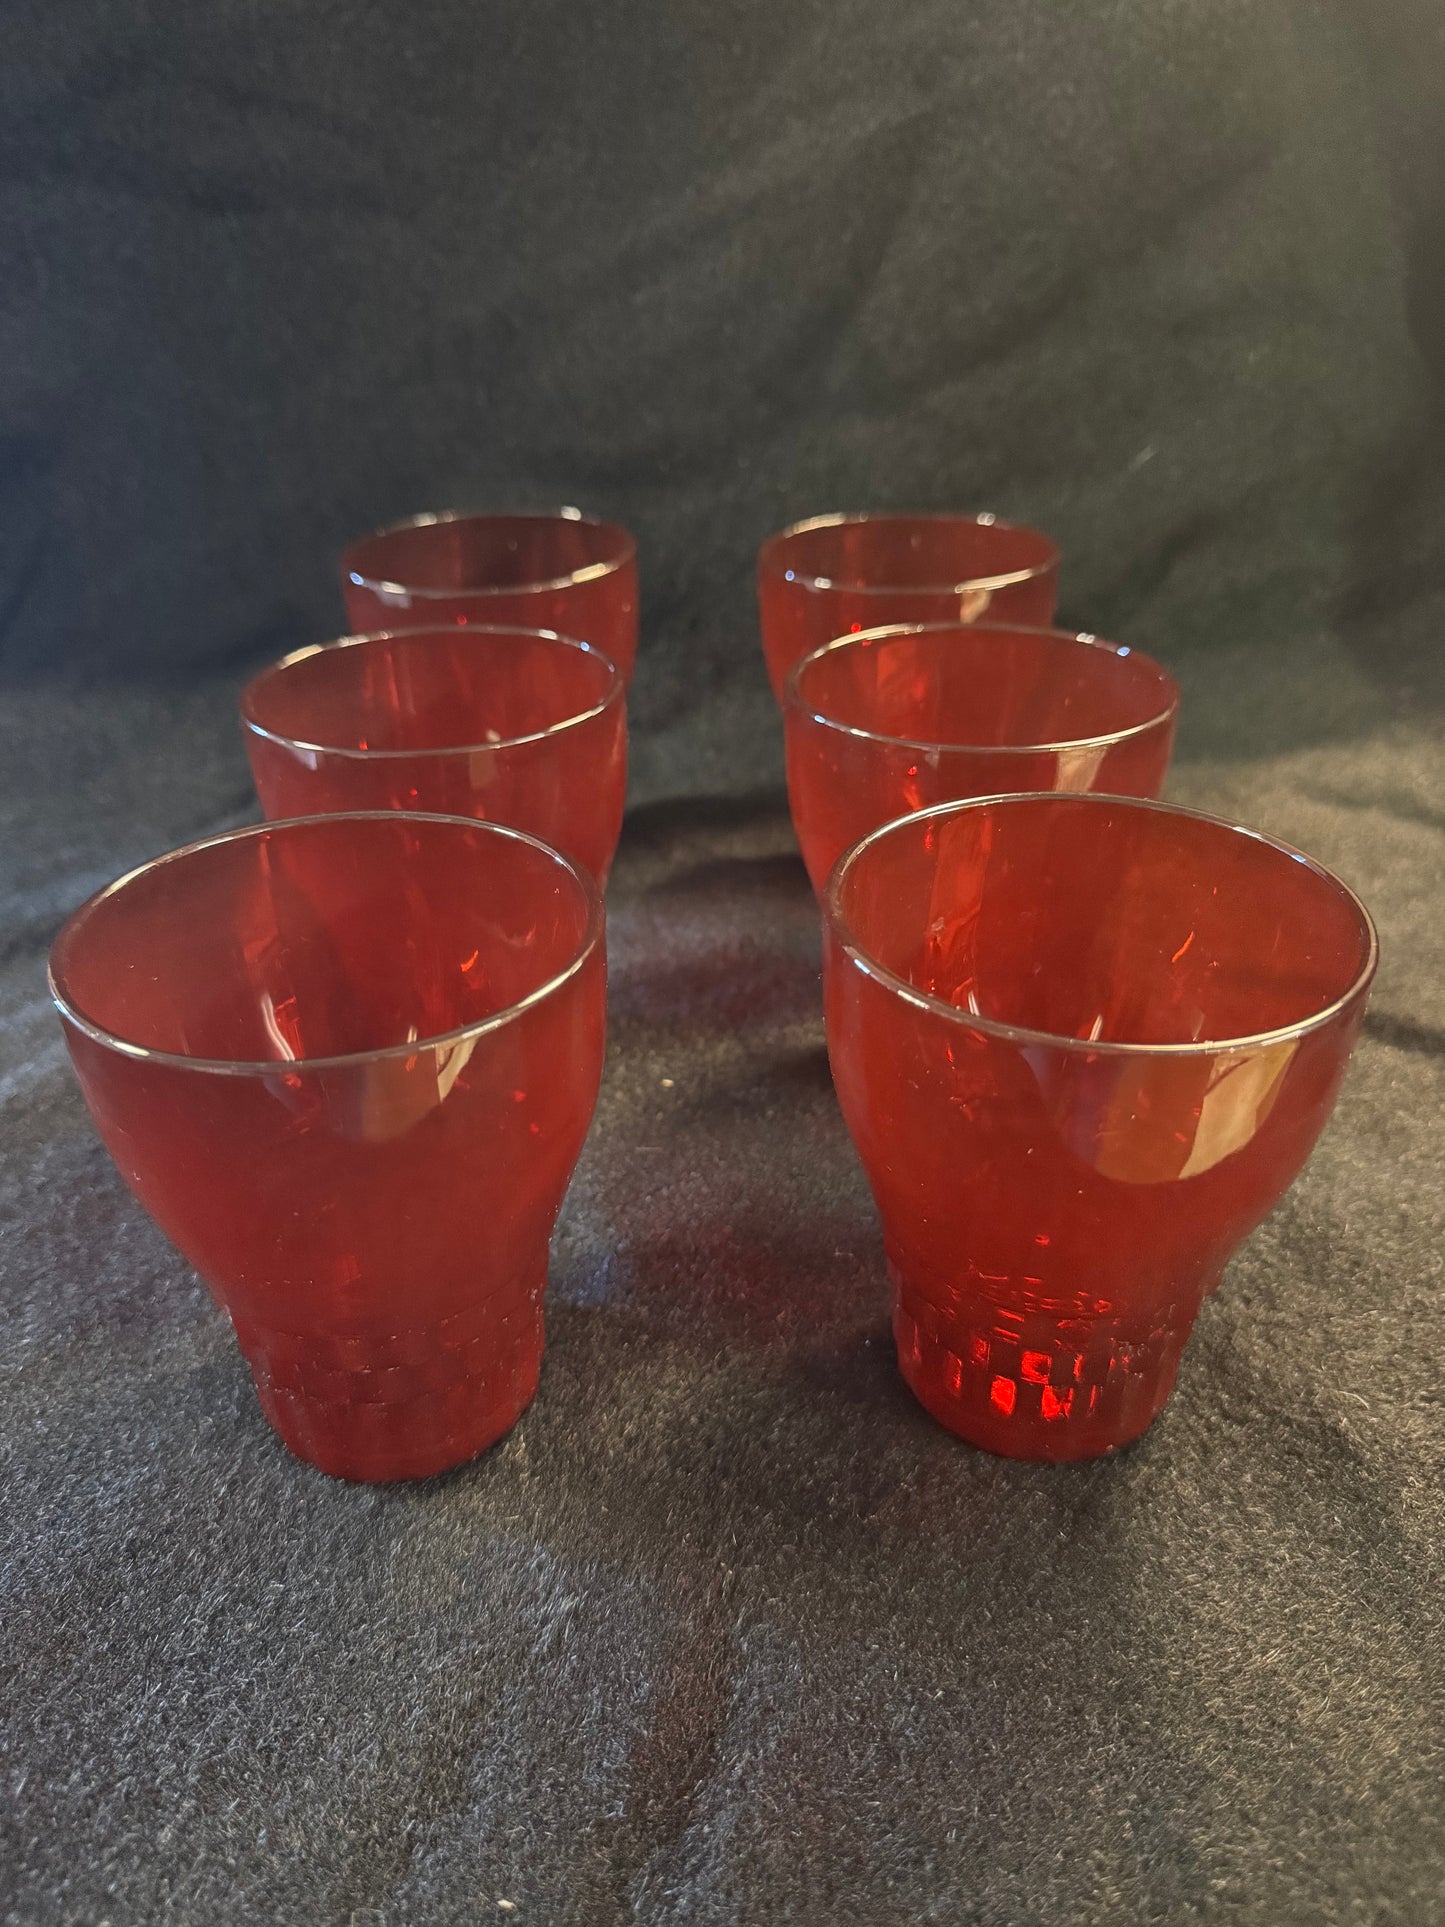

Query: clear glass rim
[[343, 506, 636, 599], [758, 511, 1061, 597], [48, 811, 605, 1078], [783, 622, 1180, 754], [240, 626, 625, 760], [823, 791, 1379, 1058]]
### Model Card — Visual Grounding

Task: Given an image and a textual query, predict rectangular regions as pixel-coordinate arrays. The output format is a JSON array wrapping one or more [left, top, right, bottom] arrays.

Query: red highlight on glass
[[784, 623, 1179, 893], [340, 508, 639, 683], [758, 511, 1060, 703], [49, 813, 607, 1482], [823, 794, 1377, 1460], [242, 625, 627, 883]]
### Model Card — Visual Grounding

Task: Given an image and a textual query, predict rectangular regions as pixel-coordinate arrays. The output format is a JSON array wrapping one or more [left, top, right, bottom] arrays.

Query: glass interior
[[344, 512, 632, 593], [51, 815, 596, 1063], [764, 515, 1057, 592], [245, 629, 617, 753], [833, 797, 1373, 1046], [793, 626, 1176, 747]]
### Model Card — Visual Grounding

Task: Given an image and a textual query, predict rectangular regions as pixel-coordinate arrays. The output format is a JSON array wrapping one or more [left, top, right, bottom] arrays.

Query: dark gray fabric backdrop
[[2, 2, 1443, 1921]]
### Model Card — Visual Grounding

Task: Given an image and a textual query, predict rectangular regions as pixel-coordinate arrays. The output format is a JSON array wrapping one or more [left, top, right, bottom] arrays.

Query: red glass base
[[891, 1253, 1197, 1461], [235, 1286, 544, 1482]]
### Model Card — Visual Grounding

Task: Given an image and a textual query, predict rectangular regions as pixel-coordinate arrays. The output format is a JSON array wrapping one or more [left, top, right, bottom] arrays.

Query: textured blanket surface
[[2, 675, 1441, 1923]]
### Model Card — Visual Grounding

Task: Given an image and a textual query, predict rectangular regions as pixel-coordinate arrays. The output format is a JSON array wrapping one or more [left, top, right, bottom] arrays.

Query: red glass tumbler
[[785, 623, 1179, 893], [49, 813, 606, 1482], [823, 794, 1377, 1460], [340, 508, 639, 682], [242, 626, 627, 883], [758, 512, 1060, 702]]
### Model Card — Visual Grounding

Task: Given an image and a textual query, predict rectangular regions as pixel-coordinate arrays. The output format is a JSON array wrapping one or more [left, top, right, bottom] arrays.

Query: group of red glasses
[[48, 508, 1378, 1480]]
